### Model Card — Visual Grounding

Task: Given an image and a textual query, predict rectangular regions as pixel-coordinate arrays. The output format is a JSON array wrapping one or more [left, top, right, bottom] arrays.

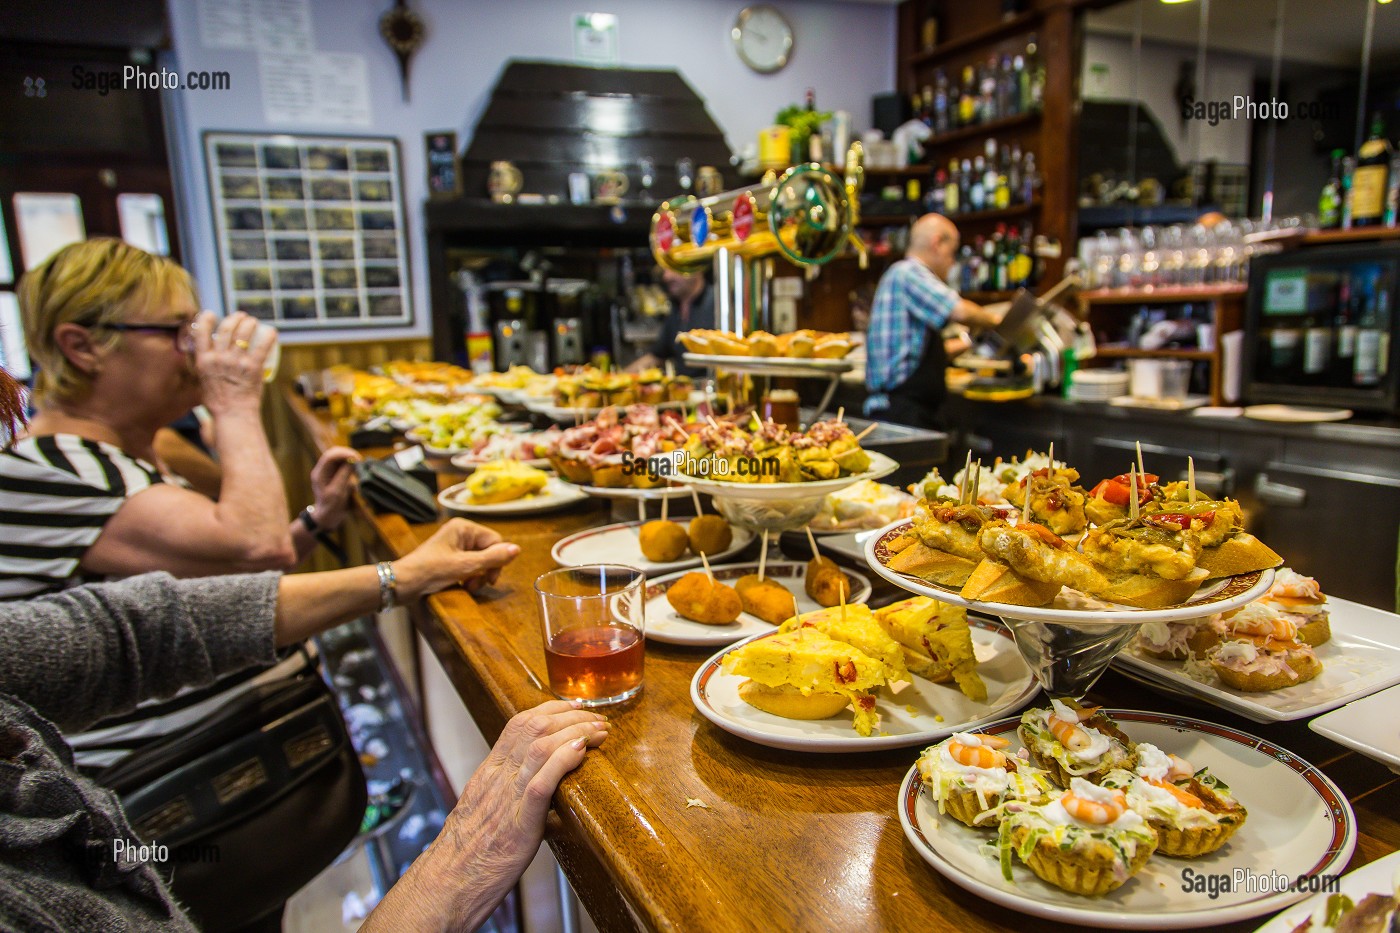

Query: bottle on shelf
[[959, 66, 978, 126], [970, 155, 987, 210], [959, 157, 973, 209], [945, 159, 960, 213], [1340, 156, 1357, 229], [1302, 297, 1331, 380], [921, 9, 939, 51], [1024, 35, 1045, 113], [1387, 150, 1400, 227], [932, 71, 950, 134], [1318, 150, 1343, 230], [930, 168, 947, 213], [980, 56, 998, 122], [1354, 274, 1387, 386], [998, 54, 1018, 119], [1352, 113, 1391, 228]]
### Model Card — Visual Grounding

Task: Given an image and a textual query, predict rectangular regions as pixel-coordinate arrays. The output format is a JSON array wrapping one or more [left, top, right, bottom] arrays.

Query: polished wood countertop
[[281, 388, 1400, 933]]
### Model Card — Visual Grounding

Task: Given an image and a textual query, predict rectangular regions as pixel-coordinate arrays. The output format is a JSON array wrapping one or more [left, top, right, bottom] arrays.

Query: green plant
[[775, 104, 832, 138]]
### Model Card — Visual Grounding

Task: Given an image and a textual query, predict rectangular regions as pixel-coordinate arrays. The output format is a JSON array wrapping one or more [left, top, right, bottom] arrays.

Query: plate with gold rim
[[690, 619, 1038, 751], [863, 519, 1275, 624], [899, 710, 1356, 929]]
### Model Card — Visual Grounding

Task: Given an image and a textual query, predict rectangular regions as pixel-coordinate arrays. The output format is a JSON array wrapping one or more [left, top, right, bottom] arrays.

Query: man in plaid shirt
[[864, 213, 1002, 428]]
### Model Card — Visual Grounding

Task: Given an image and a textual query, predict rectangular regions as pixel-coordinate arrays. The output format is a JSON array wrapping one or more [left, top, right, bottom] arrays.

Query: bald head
[[907, 213, 960, 281]]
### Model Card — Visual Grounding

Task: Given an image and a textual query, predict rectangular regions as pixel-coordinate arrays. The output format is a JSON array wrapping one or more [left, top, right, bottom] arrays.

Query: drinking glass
[[536, 565, 646, 707]]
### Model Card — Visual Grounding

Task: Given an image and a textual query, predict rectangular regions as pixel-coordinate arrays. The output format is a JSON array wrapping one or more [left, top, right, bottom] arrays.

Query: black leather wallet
[[354, 457, 439, 524]]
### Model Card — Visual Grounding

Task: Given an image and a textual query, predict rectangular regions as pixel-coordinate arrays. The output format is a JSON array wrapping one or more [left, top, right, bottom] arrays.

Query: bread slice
[[1212, 645, 1322, 692], [886, 541, 978, 587], [1295, 614, 1331, 647], [1099, 568, 1210, 610], [1196, 534, 1283, 579], [737, 680, 849, 719], [746, 330, 780, 358], [676, 332, 711, 354], [959, 559, 1062, 606]]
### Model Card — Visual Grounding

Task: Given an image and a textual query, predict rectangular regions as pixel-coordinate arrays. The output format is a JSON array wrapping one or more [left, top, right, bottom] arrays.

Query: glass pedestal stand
[[862, 518, 1278, 704], [999, 617, 1143, 700]]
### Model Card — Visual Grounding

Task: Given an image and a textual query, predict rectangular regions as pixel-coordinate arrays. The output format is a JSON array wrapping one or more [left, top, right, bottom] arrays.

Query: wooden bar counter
[[280, 388, 1400, 933]]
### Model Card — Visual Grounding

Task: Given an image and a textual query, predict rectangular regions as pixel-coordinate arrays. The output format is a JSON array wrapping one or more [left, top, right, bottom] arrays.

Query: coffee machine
[[488, 284, 534, 370]]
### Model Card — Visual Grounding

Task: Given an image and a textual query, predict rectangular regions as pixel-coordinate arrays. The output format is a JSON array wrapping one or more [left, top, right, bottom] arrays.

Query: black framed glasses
[[91, 321, 196, 353]]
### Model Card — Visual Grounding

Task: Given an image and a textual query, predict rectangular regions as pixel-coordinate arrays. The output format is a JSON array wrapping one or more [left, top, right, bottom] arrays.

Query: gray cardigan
[[0, 571, 280, 930]]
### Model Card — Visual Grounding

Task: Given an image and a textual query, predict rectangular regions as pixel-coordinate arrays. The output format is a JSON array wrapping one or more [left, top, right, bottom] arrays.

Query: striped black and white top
[[0, 435, 165, 599]]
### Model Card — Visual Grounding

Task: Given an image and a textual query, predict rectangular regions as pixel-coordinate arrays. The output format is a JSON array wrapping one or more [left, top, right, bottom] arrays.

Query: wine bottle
[[1351, 113, 1391, 228], [1317, 150, 1343, 229]]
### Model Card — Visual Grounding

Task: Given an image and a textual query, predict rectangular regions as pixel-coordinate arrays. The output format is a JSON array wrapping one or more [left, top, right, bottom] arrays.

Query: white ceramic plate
[[1252, 848, 1400, 932], [864, 519, 1275, 624], [690, 618, 1039, 750], [437, 477, 588, 516], [550, 520, 755, 576], [681, 352, 855, 378], [524, 396, 690, 422], [449, 455, 552, 472], [1309, 683, 1400, 773], [663, 451, 899, 502], [645, 560, 873, 647], [1244, 405, 1353, 423], [1115, 597, 1400, 723], [575, 483, 694, 502], [900, 710, 1357, 930]]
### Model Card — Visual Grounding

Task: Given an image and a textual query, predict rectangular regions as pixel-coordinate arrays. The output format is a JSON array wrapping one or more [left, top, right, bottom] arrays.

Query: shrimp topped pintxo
[[1018, 700, 1138, 788], [917, 732, 1053, 829]]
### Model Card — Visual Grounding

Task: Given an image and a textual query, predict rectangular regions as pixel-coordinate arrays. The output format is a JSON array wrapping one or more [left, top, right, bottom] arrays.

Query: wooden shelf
[[910, 11, 1039, 67], [1078, 285, 1246, 305], [1093, 347, 1213, 361], [1300, 226, 1400, 245], [858, 213, 918, 226], [916, 111, 1041, 151], [944, 200, 1040, 224]]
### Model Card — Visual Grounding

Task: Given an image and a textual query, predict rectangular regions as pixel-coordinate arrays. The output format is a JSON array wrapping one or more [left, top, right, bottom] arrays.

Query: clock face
[[732, 5, 793, 74]]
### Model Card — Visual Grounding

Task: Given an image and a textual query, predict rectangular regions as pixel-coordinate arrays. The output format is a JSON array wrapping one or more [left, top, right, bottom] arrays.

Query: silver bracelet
[[376, 561, 398, 611]]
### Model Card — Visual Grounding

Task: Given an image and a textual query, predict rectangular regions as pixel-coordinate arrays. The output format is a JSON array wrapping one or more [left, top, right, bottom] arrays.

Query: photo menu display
[[204, 132, 412, 329]]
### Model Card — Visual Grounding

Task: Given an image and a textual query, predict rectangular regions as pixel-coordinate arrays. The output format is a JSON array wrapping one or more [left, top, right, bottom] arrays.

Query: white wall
[[1082, 32, 1254, 167], [161, 0, 897, 344]]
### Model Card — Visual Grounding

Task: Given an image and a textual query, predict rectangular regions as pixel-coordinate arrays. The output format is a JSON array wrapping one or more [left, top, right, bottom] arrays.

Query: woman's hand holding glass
[[190, 310, 277, 416]]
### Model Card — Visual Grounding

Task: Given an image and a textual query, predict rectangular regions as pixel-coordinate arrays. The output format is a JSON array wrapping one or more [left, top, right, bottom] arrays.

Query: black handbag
[[354, 455, 439, 524], [100, 652, 367, 932]]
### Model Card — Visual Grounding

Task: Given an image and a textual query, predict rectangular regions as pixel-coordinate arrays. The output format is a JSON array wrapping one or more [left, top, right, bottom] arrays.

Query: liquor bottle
[[932, 70, 950, 135], [920, 87, 934, 128], [959, 158, 973, 208], [930, 169, 947, 213], [921, 10, 939, 51], [1025, 35, 1046, 112], [1352, 113, 1391, 228], [983, 140, 999, 202], [1021, 151, 1040, 204], [970, 156, 987, 210], [1340, 156, 1357, 229], [999, 54, 1018, 118], [1008, 144, 1024, 203], [982, 233, 998, 290], [981, 56, 999, 121], [805, 87, 816, 112], [1334, 272, 1358, 381], [1302, 302, 1331, 379], [1317, 150, 1343, 229], [1354, 277, 1384, 386], [945, 159, 960, 213], [947, 79, 961, 131], [959, 67, 977, 126], [1386, 150, 1400, 227], [1018, 52, 1032, 114]]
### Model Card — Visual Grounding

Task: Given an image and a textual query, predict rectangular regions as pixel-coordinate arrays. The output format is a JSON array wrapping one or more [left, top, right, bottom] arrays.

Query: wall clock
[[732, 5, 793, 75]]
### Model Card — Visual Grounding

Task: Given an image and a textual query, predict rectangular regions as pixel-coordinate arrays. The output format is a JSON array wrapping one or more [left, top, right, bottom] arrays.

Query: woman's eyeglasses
[[91, 321, 196, 353]]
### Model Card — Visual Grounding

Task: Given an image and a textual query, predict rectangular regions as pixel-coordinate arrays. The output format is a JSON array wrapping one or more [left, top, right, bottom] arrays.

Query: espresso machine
[[487, 283, 534, 370]]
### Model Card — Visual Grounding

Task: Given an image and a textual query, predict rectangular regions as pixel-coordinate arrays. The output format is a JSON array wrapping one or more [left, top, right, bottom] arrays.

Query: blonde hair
[[17, 238, 197, 404]]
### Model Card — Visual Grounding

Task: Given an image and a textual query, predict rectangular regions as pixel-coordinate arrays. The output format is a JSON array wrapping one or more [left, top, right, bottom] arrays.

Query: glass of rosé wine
[[536, 565, 646, 707]]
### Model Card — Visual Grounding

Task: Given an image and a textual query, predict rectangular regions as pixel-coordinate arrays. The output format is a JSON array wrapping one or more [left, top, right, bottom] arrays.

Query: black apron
[[887, 324, 948, 430]]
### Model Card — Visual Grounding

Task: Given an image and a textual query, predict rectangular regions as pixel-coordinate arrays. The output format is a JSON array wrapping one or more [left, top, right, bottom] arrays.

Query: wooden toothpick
[[700, 550, 715, 582], [853, 422, 879, 443], [970, 459, 982, 506], [1188, 456, 1196, 504], [1136, 440, 1146, 478], [836, 406, 845, 424], [690, 486, 704, 515], [958, 451, 972, 505], [661, 491, 669, 523], [1047, 442, 1055, 470], [1129, 464, 1140, 522], [758, 529, 769, 582], [805, 525, 820, 561]]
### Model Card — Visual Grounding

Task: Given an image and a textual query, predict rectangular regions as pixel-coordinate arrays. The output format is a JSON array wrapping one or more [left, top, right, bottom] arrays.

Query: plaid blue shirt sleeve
[[865, 259, 959, 397]]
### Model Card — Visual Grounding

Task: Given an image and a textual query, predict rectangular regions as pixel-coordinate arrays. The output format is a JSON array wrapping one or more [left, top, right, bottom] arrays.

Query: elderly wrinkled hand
[[192, 311, 276, 415]]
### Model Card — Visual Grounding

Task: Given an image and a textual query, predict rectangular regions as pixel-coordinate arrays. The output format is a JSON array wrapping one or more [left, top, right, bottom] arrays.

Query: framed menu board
[[204, 132, 413, 330]]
